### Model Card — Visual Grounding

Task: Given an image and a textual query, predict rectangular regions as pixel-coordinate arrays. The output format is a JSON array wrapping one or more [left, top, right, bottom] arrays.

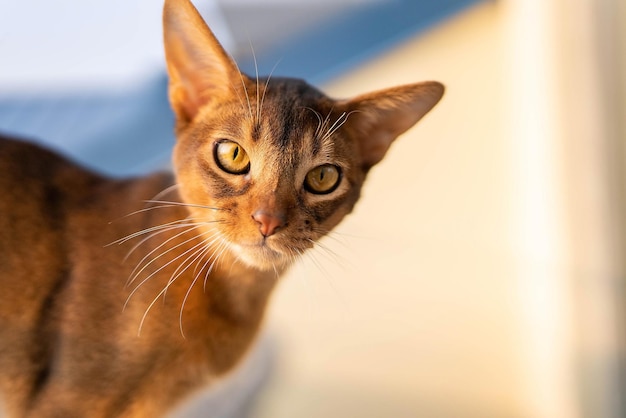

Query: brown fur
[[0, 0, 443, 416]]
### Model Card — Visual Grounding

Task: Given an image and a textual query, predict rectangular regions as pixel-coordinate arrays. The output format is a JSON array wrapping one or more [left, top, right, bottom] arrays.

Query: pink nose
[[252, 211, 285, 237]]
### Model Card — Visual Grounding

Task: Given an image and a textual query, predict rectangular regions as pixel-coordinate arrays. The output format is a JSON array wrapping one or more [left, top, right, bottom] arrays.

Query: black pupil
[[233, 146, 239, 160], [319, 170, 325, 181]]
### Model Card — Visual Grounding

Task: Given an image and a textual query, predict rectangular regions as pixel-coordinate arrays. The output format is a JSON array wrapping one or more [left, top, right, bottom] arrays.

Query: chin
[[229, 242, 293, 272]]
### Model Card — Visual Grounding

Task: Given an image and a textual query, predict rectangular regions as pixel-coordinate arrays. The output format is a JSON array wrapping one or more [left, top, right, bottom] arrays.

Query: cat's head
[[162, 0, 443, 271]]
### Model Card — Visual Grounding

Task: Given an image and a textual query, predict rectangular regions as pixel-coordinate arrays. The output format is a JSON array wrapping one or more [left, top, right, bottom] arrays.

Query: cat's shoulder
[[0, 134, 71, 173], [0, 134, 107, 199]]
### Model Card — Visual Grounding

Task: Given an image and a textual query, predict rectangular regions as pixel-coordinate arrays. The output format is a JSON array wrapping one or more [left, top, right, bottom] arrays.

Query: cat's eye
[[214, 140, 250, 175], [304, 164, 341, 194]]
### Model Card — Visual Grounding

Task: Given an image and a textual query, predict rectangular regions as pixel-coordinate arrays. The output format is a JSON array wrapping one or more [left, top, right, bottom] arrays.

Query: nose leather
[[252, 211, 285, 237]]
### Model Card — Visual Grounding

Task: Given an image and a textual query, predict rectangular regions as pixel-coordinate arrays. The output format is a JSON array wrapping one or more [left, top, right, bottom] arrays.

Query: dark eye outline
[[213, 139, 250, 175], [304, 164, 342, 195]]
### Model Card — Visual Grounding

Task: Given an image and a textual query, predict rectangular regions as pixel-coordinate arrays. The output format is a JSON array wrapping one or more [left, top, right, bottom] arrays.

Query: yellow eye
[[214, 140, 250, 174], [304, 164, 341, 194]]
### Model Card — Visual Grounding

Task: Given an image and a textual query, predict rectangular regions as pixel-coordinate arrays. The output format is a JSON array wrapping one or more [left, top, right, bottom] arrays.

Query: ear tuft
[[342, 81, 444, 169], [163, 0, 242, 127]]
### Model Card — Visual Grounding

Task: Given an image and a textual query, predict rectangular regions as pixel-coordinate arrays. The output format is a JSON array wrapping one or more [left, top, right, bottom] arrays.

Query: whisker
[[312, 230, 349, 249], [304, 249, 345, 306], [249, 39, 260, 124], [229, 78, 249, 116], [322, 112, 347, 140], [107, 217, 198, 246], [123, 220, 207, 262], [308, 238, 346, 268], [178, 248, 214, 338], [150, 184, 179, 202], [108, 204, 190, 225], [304, 248, 329, 277], [142, 200, 222, 211], [237, 70, 254, 123], [181, 238, 230, 337], [219, 45, 255, 123], [320, 110, 359, 143], [201, 238, 227, 292], [161, 239, 212, 302], [160, 233, 218, 301], [191, 233, 223, 278], [118, 205, 191, 219], [177, 270, 202, 339], [126, 224, 215, 287], [290, 247, 317, 315], [202, 239, 225, 291], [128, 254, 207, 333], [124, 230, 215, 306], [136, 236, 214, 336], [314, 225, 369, 241], [160, 235, 221, 304], [110, 194, 215, 225], [259, 59, 281, 122], [289, 247, 302, 266], [302, 107, 324, 139], [319, 107, 335, 140]]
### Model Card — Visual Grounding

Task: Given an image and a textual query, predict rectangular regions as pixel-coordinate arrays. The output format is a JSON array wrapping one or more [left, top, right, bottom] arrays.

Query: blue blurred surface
[[0, 0, 479, 178], [0, 76, 175, 177], [237, 0, 481, 84]]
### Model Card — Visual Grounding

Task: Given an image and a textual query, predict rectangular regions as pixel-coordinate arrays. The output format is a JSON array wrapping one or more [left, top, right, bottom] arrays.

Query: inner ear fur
[[163, 0, 245, 127], [340, 81, 444, 169]]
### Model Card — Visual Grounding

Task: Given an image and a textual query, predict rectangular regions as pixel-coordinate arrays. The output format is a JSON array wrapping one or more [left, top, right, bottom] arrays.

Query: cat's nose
[[252, 211, 285, 237]]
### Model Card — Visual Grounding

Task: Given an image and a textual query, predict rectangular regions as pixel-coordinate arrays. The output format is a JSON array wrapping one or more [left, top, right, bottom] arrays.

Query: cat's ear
[[341, 81, 444, 169], [163, 0, 241, 126]]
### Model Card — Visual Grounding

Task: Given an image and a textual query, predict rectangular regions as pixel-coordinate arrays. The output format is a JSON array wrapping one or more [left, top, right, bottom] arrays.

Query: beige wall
[[254, 2, 625, 418]]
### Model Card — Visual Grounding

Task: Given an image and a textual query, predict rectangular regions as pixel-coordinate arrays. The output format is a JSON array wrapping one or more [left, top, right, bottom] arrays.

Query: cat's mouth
[[229, 240, 291, 271]]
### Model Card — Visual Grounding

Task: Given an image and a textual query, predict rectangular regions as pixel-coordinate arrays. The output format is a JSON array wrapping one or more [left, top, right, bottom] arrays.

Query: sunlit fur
[[173, 77, 364, 272], [0, 0, 443, 416]]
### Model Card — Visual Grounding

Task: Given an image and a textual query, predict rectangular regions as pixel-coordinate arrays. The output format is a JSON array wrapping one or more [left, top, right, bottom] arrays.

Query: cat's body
[[0, 139, 206, 416], [0, 0, 443, 416]]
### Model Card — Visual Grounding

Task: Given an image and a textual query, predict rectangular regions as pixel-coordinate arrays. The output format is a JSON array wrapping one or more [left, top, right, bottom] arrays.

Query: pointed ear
[[341, 81, 444, 169], [163, 0, 242, 126]]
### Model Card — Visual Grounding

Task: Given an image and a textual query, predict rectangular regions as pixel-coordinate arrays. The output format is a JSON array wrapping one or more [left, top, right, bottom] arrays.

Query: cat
[[0, 0, 443, 416]]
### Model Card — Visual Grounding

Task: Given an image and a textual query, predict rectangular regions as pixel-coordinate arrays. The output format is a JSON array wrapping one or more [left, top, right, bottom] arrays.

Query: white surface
[[0, 0, 232, 93], [502, 1, 576, 417]]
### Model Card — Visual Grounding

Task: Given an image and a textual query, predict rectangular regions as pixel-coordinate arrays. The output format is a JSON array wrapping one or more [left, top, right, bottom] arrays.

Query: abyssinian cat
[[0, 0, 443, 416]]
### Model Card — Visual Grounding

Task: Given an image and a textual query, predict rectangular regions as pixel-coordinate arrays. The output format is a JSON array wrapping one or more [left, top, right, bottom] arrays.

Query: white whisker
[[238, 70, 254, 122], [249, 40, 260, 124], [218, 45, 255, 122], [303, 107, 324, 139], [307, 238, 340, 264], [304, 248, 330, 278], [321, 110, 359, 143], [160, 240, 211, 303], [124, 230, 215, 310], [150, 184, 179, 202], [304, 248, 346, 307], [259, 59, 281, 122], [191, 233, 223, 277], [136, 235, 214, 336], [142, 200, 222, 211], [319, 107, 335, 140], [123, 220, 205, 263], [323, 112, 347, 140], [181, 237, 230, 337], [201, 237, 229, 292], [107, 217, 198, 246], [127, 225, 217, 287]]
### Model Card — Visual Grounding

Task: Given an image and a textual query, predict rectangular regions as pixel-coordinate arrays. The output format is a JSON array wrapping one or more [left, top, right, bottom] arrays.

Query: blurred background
[[0, 0, 624, 417]]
